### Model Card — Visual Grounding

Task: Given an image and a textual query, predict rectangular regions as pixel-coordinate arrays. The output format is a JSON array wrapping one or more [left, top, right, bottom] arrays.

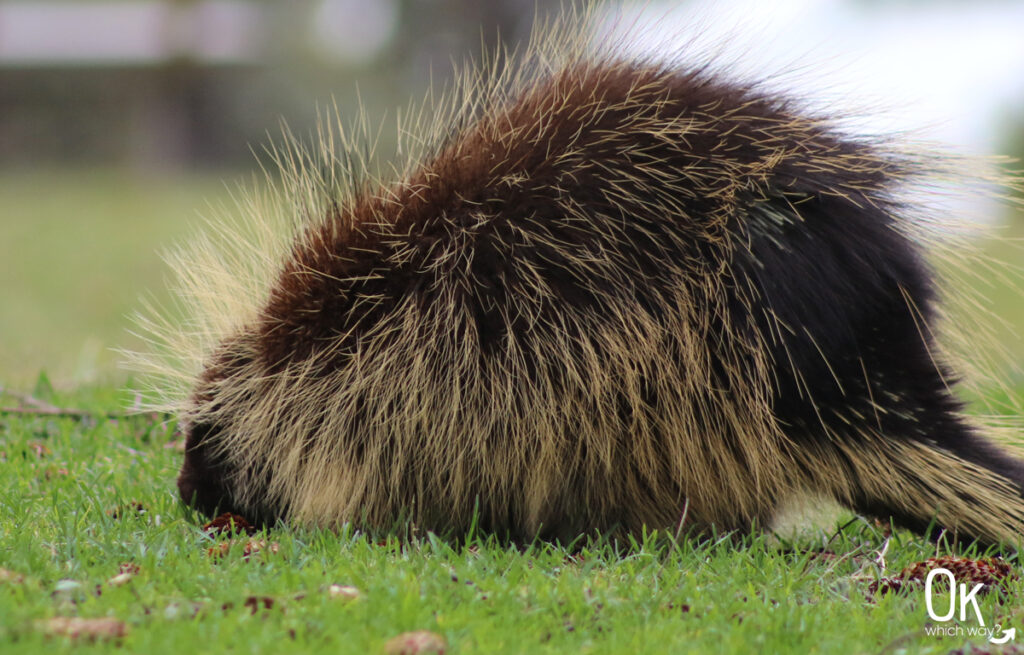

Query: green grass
[[1, 383, 1024, 654], [0, 168, 245, 388]]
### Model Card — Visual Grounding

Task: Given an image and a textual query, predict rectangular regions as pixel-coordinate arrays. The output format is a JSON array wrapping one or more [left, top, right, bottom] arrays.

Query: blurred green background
[[0, 0, 1022, 392]]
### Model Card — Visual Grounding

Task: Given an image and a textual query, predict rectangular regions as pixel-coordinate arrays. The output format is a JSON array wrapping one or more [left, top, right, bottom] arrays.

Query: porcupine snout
[[177, 420, 235, 518], [175, 334, 277, 524]]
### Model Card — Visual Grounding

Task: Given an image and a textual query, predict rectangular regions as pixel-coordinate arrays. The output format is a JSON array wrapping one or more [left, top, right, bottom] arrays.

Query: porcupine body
[[150, 11, 1024, 544]]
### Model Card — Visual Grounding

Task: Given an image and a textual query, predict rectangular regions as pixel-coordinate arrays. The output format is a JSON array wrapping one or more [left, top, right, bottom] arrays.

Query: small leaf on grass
[[328, 584, 361, 601], [383, 631, 447, 655], [107, 573, 134, 587], [40, 617, 127, 641], [53, 579, 82, 593]]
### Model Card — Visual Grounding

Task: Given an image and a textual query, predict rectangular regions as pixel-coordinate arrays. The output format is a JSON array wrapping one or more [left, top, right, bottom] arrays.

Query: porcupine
[[134, 7, 1024, 545]]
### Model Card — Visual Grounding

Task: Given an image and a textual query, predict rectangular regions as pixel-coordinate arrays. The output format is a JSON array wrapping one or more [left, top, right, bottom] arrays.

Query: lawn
[[1, 169, 1023, 653], [0, 169, 244, 388], [1, 385, 1024, 654]]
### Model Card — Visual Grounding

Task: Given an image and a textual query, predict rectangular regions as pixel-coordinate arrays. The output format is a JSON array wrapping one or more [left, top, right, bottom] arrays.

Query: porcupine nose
[[176, 421, 235, 518]]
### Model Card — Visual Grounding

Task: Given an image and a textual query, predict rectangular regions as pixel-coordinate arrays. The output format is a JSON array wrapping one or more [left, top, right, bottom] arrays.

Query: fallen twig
[[0, 406, 172, 421], [0, 387, 172, 421], [1, 406, 106, 419]]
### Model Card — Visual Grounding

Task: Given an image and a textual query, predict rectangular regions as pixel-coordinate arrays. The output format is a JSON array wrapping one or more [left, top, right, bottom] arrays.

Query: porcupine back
[[132, 8, 1024, 544]]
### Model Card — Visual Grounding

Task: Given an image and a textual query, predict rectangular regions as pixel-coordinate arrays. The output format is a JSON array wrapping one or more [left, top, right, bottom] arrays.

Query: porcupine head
[[128, 4, 1024, 545]]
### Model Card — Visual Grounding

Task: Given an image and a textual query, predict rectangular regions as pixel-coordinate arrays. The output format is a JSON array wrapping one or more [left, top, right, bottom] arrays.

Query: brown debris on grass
[[107, 501, 147, 519], [43, 466, 69, 480], [28, 441, 51, 458], [328, 584, 361, 601], [118, 562, 140, 576], [206, 538, 279, 561], [39, 617, 127, 642], [203, 512, 256, 536], [945, 644, 1024, 655], [107, 563, 139, 588], [384, 631, 447, 655], [870, 556, 1017, 597], [243, 596, 276, 614]]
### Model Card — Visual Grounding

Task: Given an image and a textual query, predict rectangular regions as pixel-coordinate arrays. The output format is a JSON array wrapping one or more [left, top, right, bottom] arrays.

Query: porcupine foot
[[735, 190, 1024, 547], [777, 300, 1024, 545]]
